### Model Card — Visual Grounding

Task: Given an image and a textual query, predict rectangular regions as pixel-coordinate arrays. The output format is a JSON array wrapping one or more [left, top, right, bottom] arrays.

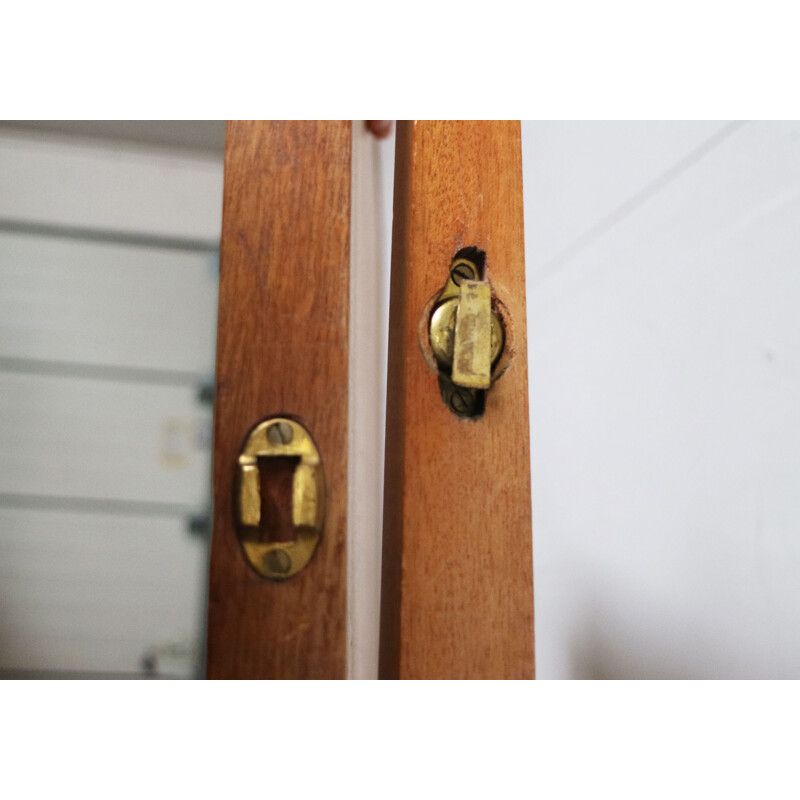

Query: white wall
[[523, 121, 800, 678]]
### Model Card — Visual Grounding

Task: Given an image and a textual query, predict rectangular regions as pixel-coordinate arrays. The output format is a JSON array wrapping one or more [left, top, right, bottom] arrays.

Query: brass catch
[[428, 249, 505, 416], [235, 417, 324, 580]]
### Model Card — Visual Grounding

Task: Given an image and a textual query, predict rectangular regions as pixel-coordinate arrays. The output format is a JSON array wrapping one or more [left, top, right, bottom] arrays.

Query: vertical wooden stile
[[380, 121, 534, 679], [207, 121, 351, 679]]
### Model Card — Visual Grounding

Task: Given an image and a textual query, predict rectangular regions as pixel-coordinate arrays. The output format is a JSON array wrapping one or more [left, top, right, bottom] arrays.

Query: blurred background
[[0, 121, 225, 677], [0, 120, 798, 678]]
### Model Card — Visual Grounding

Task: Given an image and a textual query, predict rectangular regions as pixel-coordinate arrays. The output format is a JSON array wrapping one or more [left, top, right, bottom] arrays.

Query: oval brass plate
[[235, 417, 325, 580]]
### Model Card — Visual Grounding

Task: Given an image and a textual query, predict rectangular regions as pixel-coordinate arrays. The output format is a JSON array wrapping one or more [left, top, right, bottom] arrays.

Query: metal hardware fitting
[[235, 417, 324, 580], [428, 249, 505, 417]]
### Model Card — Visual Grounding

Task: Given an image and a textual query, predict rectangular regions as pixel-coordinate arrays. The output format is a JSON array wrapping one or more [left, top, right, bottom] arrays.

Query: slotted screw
[[451, 263, 475, 285], [267, 421, 293, 446], [265, 549, 292, 575], [450, 389, 473, 416]]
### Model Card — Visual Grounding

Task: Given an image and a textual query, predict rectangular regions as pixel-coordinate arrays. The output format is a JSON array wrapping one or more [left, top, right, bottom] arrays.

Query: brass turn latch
[[428, 248, 506, 417], [235, 417, 324, 580]]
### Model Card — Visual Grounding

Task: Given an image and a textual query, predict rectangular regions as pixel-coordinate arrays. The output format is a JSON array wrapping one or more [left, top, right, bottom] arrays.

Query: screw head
[[264, 549, 292, 575], [451, 262, 475, 286], [450, 389, 473, 416], [267, 421, 293, 446]]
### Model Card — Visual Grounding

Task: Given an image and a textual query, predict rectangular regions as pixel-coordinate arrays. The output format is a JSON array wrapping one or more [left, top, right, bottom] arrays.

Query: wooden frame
[[207, 121, 351, 679], [379, 121, 534, 679]]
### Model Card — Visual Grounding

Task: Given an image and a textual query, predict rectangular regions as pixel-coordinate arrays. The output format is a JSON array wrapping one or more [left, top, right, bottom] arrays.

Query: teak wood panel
[[207, 121, 350, 679], [380, 121, 534, 679]]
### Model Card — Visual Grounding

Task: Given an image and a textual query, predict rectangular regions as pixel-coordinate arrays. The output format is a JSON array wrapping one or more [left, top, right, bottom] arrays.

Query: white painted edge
[[347, 123, 391, 679]]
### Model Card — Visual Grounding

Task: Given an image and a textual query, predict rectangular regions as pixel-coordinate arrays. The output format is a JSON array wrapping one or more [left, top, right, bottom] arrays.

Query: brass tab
[[427, 249, 506, 416], [452, 280, 492, 389], [235, 417, 324, 580]]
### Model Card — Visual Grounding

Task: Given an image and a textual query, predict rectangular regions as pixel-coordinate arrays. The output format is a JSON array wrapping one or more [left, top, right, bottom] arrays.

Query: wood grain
[[380, 121, 534, 679], [207, 121, 350, 679]]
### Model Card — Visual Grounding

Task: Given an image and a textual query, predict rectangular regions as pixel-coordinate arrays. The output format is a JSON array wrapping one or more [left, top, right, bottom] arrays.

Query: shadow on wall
[[567, 594, 769, 680]]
